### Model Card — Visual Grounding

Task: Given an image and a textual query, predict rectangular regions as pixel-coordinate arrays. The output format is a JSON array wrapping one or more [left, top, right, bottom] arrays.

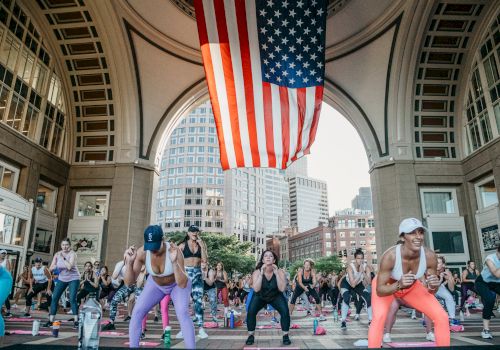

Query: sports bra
[[301, 270, 313, 285], [346, 262, 366, 284], [183, 241, 202, 259], [145, 242, 174, 277], [391, 244, 426, 281]]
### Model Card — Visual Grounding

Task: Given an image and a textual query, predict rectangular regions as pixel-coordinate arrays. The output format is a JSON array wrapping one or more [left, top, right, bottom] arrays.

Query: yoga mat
[[7, 330, 52, 335], [243, 347, 299, 350], [387, 342, 436, 348], [450, 325, 464, 332], [101, 331, 126, 336], [256, 324, 281, 329], [124, 341, 160, 347], [6, 318, 72, 323], [291, 324, 301, 329]]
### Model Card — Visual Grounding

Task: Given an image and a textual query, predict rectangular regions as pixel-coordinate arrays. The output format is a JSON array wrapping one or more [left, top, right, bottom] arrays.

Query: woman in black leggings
[[289, 258, 325, 320], [245, 250, 291, 346]]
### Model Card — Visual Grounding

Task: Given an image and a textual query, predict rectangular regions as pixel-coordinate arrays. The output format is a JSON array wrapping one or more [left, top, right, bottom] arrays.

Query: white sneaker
[[426, 332, 435, 342], [175, 331, 184, 339], [383, 333, 392, 343], [481, 330, 493, 339], [354, 314, 360, 321], [411, 310, 416, 319], [319, 314, 327, 321], [198, 328, 208, 339]]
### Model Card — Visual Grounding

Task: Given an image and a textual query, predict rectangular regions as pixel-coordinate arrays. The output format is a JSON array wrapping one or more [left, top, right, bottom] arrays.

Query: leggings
[[26, 282, 52, 308], [435, 284, 456, 319], [0, 267, 13, 336], [340, 279, 372, 321], [460, 282, 475, 309], [290, 285, 320, 304], [205, 288, 217, 318], [217, 286, 229, 307], [186, 266, 204, 327], [328, 287, 339, 308], [50, 279, 79, 317], [368, 277, 450, 347], [160, 294, 171, 328], [109, 285, 135, 322], [247, 293, 290, 332], [129, 278, 194, 348], [475, 275, 500, 320]]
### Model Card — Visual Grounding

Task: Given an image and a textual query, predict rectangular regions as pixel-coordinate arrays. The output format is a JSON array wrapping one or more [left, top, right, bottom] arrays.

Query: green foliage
[[165, 231, 256, 275], [288, 255, 343, 277]]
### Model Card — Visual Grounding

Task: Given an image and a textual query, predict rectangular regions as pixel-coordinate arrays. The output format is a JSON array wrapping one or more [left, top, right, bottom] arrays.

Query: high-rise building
[[288, 225, 335, 263], [351, 187, 373, 211], [285, 156, 308, 177], [288, 175, 329, 233], [156, 102, 225, 234]]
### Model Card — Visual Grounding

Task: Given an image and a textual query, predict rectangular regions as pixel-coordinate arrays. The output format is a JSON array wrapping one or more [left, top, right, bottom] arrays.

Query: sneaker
[[319, 315, 326, 322], [154, 316, 159, 323], [450, 319, 460, 326], [306, 310, 312, 316], [411, 310, 416, 319], [354, 314, 360, 321], [341, 321, 347, 330], [271, 316, 278, 323], [383, 333, 392, 343], [23, 313, 31, 318], [175, 331, 184, 339], [140, 332, 146, 340], [123, 315, 131, 322], [198, 328, 208, 339], [245, 334, 255, 345], [101, 322, 116, 331], [283, 334, 291, 345], [4, 312, 12, 318], [426, 331, 435, 342], [73, 321, 79, 329], [66, 310, 73, 314], [481, 329, 493, 339], [43, 321, 52, 328]]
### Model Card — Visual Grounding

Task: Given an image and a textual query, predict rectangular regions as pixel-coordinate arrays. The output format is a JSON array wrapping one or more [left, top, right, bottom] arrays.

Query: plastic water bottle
[[163, 326, 171, 347], [313, 318, 318, 334], [32, 319, 40, 336], [78, 292, 102, 349], [229, 310, 234, 329], [31, 303, 35, 311], [333, 307, 338, 322]]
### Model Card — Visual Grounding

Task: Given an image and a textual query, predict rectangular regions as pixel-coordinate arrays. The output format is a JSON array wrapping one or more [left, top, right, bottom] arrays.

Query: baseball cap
[[144, 225, 164, 251], [0, 249, 7, 255], [188, 225, 200, 233], [399, 218, 427, 236], [34, 257, 43, 263]]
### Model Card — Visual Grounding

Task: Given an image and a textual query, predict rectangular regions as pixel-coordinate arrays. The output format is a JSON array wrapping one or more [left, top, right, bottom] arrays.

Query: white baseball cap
[[399, 218, 427, 236], [0, 249, 7, 255]]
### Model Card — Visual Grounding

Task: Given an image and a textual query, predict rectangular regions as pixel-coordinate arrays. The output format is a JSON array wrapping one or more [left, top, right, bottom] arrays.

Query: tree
[[314, 255, 343, 274], [165, 231, 256, 275]]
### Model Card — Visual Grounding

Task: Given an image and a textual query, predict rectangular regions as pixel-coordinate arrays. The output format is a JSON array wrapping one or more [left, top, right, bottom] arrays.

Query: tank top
[[301, 270, 313, 286], [465, 267, 478, 281], [481, 253, 500, 283], [99, 274, 112, 290], [346, 262, 366, 285], [145, 242, 174, 277], [203, 269, 215, 290], [0, 259, 7, 268], [390, 244, 426, 281], [183, 241, 202, 259], [32, 266, 48, 283], [257, 273, 279, 303], [56, 252, 80, 282], [215, 271, 226, 289]]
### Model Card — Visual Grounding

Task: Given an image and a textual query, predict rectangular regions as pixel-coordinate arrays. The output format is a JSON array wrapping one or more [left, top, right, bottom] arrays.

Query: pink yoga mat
[[100, 331, 126, 336], [7, 330, 51, 335], [256, 324, 281, 329], [6, 318, 71, 323], [387, 342, 436, 348], [124, 341, 160, 347]]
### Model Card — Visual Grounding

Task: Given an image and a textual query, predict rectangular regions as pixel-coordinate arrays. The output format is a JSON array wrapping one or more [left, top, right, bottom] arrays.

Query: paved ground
[[2, 303, 500, 348]]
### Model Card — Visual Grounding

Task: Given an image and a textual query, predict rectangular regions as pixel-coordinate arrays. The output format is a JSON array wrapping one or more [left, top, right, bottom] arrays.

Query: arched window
[[0, 1, 67, 158], [464, 13, 500, 155]]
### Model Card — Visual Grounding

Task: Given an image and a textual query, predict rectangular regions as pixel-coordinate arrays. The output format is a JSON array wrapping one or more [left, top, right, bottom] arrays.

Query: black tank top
[[302, 270, 313, 286], [215, 271, 226, 289], [257, 273, 279, 303], [203, 269, 215, 291], [183, 241, 202, 259], [465, 268, 477, 281]]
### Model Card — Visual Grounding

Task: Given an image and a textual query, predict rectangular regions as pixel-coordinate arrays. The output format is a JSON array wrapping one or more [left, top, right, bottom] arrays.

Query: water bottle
[[313, 318, 318, 334], [32, 319, 40, 336], [163, 326, 171, 347], [78, 292, 102, 349], [229, 310, 234, 329], [31, 302, 35, 311], [333, 307, 338, 322]]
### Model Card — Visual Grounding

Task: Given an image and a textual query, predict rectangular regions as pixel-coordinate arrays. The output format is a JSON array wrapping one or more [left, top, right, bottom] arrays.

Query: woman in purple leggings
[[124, 225, 195, 348]]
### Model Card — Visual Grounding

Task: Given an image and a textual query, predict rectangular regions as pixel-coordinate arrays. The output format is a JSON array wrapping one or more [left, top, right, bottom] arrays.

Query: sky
[[307, 103, 371, 214]]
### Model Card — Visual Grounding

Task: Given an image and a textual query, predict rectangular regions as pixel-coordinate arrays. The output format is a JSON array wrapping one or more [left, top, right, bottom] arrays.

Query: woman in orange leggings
[[368, 218, 450, 348]]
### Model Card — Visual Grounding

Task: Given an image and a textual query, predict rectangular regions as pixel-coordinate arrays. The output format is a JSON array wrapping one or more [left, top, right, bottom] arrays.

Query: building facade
[[288, 225, 335, 263], [351, 187, 373, 211], [332, 209, 377, 266], [288, 175, 329, 233]]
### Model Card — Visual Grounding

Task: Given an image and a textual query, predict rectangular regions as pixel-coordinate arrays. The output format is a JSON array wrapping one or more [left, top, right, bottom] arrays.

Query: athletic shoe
[[154, 316, 159, 323], [383, 333, 392, 343], [306, 310, 312, 316], [271, 317, 279, 323], [354, 314, 360, 321], [198, 328, 209, 339], [426, 331, 435, 342], [450, 319, 460, 326], [481, 329, 493, 339], [123, 316, 131, 322], [73, 321, 79, 329], [23, 313, 31, 318], [4, 312, 12, 318], [66, 310, 73, 314], [283, 334, 291, 345], [245, 335, 255, 345], [341, 321, 347, 330], [319, 315, 327, 322], [43, 321, 52, 328], [175, 331, 184, 339], [411, 310, 416, 319], [101, 322, 116, 331], [140, 332, 146, 340]]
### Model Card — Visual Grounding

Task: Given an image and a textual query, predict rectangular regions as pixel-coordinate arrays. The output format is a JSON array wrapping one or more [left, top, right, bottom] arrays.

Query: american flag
[[194, 0, 326, 170]]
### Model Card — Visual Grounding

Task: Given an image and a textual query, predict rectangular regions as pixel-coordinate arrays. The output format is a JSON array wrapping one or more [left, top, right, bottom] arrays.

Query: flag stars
[[317, 45, 323, 52], [267, 0, 273, 7], [304, 9, 311, 16], [277, 76, 282, 83], [296, 70, 303, 77], [289, 62, 296, 69], [281, 37, 289, 45], [316, 77, 322, 83], [276, 62, 282, 69], [265, 73, 270, 79], [297, 0, 304, 8], [261, 43, 268, 51], [267, 18, 274, 26], [275, 46, 281, 53], [312, 0, 318, 5], [302, 77, 309, 83], [281, 19, 289, 27], [304, 27, 311, 35], [259, 9, 267, 17], [317, 61, 324, 69], [282, 0, 289, 8], [303, 62, 310, 68], [274, 28, 281, 36], [310, 53, 317, 60], [309, 70, 316, 76], [311, 37, 317, 44], [282, 71, 288, 77], [274, 10, 281, 18], [303, 45, 310, 52], [297, 53, 303, 61], [282, 54, 289, 61], [317, 27, 324, 35], [297, 37, 303, 45], [317, 8, 324, 16], [297, 18, 304, 27], [260, 27, 267, 35], [263, 58, 269, 65], [289, 9, 296, 17], [289, 46, 296, 53], [289, 78, 295, 84], [267, 36, 274, 43]]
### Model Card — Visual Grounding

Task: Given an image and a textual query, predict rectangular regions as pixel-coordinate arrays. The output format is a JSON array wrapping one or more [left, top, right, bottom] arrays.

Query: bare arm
[[171, 244, 189, 288], [376, 249, 399, 297], [101, 275, 111, 287], [198, 239, 208, 264], [204, 269, 215, 286], [276, 269, 286, 292], [297, 268, 307, 290], [311, 269, 317, 286], [124, 247, 144, 286], [44, 267, 52, 291], [252, 269, 263, 293], [424, 249, 440, 294], [49, 255, 57, 271], [347, 265, 358, 288], [485, 258, 500, 278]]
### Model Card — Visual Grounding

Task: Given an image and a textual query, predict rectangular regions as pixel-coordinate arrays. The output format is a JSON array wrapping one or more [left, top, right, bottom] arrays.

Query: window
[[0, 213, 26, 246], [421, 188, 457, 216], [475, 177, 498, 209], [0, 159, 19, 192], [34, 228, 52, 253], [36, 181, 57, 212], [75, 192, 109, 218], [432, 231, 464, 254]]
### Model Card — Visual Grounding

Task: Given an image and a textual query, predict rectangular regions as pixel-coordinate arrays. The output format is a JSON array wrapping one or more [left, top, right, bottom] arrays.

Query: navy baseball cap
[[34, 257, 43, 263], [188, 225, 200, 233], [144, 225, 164, 251]]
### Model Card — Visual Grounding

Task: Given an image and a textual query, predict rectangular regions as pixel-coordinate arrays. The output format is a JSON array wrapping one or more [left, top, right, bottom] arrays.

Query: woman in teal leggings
[[0, 264, 13, 338]]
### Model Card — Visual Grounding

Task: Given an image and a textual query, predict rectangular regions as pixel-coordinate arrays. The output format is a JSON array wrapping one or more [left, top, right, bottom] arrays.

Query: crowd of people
[[0, 219, 499, 348]]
